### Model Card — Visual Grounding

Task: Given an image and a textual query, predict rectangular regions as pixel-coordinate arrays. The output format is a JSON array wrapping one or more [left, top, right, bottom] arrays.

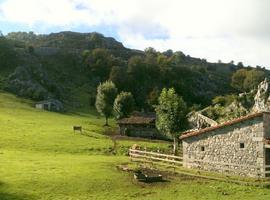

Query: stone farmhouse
[[180, 112, 270, 178], [117, 112, 165, 139], [35, 99, 63, 112]]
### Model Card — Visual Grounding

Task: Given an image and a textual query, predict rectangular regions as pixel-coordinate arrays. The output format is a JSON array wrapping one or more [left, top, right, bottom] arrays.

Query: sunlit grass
[[1, 92, 270, 200]]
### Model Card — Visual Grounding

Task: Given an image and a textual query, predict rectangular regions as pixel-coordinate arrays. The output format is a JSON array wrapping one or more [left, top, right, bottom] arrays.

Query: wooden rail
[[129, 149, 183, 167]]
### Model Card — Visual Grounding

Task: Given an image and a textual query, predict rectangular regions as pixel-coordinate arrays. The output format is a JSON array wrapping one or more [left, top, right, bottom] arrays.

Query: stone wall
[[182, 115, 265, 177], [119, 124, 164, 139], [188, 112, 218, 129], [263, 113, 270, 138]]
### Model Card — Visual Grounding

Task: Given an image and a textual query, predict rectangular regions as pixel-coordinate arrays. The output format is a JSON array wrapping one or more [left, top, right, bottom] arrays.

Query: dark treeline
[[85, 46, 268, 111]]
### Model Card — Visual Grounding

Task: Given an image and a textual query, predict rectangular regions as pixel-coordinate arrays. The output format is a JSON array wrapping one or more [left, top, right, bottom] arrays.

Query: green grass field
[[1, 92, 270, 200]]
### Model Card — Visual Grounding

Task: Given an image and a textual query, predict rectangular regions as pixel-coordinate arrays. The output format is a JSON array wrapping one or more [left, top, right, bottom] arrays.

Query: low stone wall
[[182, 116, 265, 178]]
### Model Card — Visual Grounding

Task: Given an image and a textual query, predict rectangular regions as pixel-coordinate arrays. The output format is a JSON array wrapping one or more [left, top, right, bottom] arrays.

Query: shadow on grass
[[0, 182, 34, 200]]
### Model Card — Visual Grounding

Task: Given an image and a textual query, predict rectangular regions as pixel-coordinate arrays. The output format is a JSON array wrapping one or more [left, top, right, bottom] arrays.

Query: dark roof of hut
[[36, 99, 62, 105], [117, 112, 156, 125]]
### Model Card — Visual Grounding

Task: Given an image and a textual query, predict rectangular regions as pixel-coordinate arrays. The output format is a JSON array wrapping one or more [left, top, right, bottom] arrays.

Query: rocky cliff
[[188, 79, 270, 129], [252, 78, 270, 112]]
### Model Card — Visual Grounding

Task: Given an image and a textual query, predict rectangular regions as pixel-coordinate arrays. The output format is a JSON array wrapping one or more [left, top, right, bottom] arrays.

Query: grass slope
[[1, 92, 270, 200]]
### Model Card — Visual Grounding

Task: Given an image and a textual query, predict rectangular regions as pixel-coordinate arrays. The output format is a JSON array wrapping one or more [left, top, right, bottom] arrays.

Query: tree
[[231, 69, 247, 91], [155, 88, 187, 155], [109, 66, 126, 90], [163, 49, 173, 57], [90, 32, 103, 48], [95, 81, 118, 126], [237, 62, 244, 68], [87, 48, 114, 81], [28, 45, 34, 54], [127, 56, 146, 81], [145, 53, 159, 83], [82, 49, 90, 61], [147, 87, 160, 109], [144, 47, 157, 56], [113, 92, 135, 119], [127, 56, 147, 108], [170, 51, 185, 66], [243, 69, 266, 91], [231, 68, 266, 92]]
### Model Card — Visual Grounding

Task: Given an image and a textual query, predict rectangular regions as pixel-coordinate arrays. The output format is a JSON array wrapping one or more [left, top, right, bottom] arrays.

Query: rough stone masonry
[[180, 112, 270, 178]]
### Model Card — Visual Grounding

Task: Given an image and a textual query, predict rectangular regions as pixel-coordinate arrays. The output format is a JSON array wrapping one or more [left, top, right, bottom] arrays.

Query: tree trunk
[[105, 117, 109, 126], [173, 137, 178, 155]]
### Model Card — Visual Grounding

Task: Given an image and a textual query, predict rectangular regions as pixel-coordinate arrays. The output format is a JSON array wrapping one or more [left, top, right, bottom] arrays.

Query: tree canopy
[[155, 88, 187, 154], [87, 48, 115, 81], [95, 81, 118, 126], [113, 91, 135, 119], [231, 69, 266, 92]]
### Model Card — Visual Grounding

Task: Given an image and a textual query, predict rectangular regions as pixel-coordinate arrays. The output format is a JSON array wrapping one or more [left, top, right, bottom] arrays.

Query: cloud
[[0, 0, 100, 27], [1, 0, 270, 67]]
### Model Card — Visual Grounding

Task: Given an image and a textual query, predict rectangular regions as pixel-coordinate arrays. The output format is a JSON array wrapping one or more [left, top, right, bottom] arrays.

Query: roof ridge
[[180, 112, 265, 140]]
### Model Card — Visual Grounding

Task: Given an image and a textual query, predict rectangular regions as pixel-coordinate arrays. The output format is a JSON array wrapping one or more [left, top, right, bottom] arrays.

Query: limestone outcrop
[[252, 78, 270, 112], [188, 79, 270, 129], [6, 65, 62, 100]]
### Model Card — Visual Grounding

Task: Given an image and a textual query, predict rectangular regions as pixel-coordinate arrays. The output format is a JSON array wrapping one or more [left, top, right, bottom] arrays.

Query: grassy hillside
[[0, 92, 167, 154], [1, 92, 270, 200]]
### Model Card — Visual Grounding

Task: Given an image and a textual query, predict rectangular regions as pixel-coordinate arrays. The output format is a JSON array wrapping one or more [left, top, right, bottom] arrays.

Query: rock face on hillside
[[188, 79, 270, 129], [6, 65, 62, 100], [252, 78, 270, 112]]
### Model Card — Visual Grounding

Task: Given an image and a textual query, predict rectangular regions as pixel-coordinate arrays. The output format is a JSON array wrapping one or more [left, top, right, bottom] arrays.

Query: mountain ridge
[[0, 31, 268, 111]]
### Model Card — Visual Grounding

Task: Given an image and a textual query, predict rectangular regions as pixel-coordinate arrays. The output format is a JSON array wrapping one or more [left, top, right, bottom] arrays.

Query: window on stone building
[[201, 146, 205, 151], [240, 143, 245, 149]]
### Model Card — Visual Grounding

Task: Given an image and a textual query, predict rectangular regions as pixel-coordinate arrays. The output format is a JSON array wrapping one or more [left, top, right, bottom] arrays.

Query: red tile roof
[[180, 112, 265, 140]]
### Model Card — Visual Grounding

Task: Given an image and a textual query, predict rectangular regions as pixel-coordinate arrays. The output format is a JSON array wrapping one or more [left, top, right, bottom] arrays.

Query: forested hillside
[[0, 31, 268, 111]]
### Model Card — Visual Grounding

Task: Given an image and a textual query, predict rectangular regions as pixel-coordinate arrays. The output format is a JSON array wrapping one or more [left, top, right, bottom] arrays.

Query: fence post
[[150, 151, 155, 168], [144, 146, 147, 165], [129, 149, 132, 162]]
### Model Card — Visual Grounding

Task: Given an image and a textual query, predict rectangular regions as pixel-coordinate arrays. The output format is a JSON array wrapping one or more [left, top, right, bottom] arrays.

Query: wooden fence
[[129, 149, 183, 168]]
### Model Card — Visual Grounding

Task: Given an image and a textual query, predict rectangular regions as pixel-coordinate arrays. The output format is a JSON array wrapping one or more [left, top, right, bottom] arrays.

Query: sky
[[0, 0, 270, 68]]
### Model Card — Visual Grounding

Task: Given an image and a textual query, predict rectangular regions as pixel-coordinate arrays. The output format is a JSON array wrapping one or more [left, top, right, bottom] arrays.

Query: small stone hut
[[180, 112, 270, 178], [117, 112, 163, 139], [35, 99, 63, 112]]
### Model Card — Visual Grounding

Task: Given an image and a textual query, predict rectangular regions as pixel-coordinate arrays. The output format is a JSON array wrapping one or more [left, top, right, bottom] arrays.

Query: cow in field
[[73, 126, 82, 133]]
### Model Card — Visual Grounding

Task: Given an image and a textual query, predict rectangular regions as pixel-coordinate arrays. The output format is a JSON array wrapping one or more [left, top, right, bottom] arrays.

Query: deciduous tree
[[231, 68, 266, 92], [155, 88, 187, 155], [113, 92, 135, 119], [87, 48, 114, 81], [95, 81, 118, 126]]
